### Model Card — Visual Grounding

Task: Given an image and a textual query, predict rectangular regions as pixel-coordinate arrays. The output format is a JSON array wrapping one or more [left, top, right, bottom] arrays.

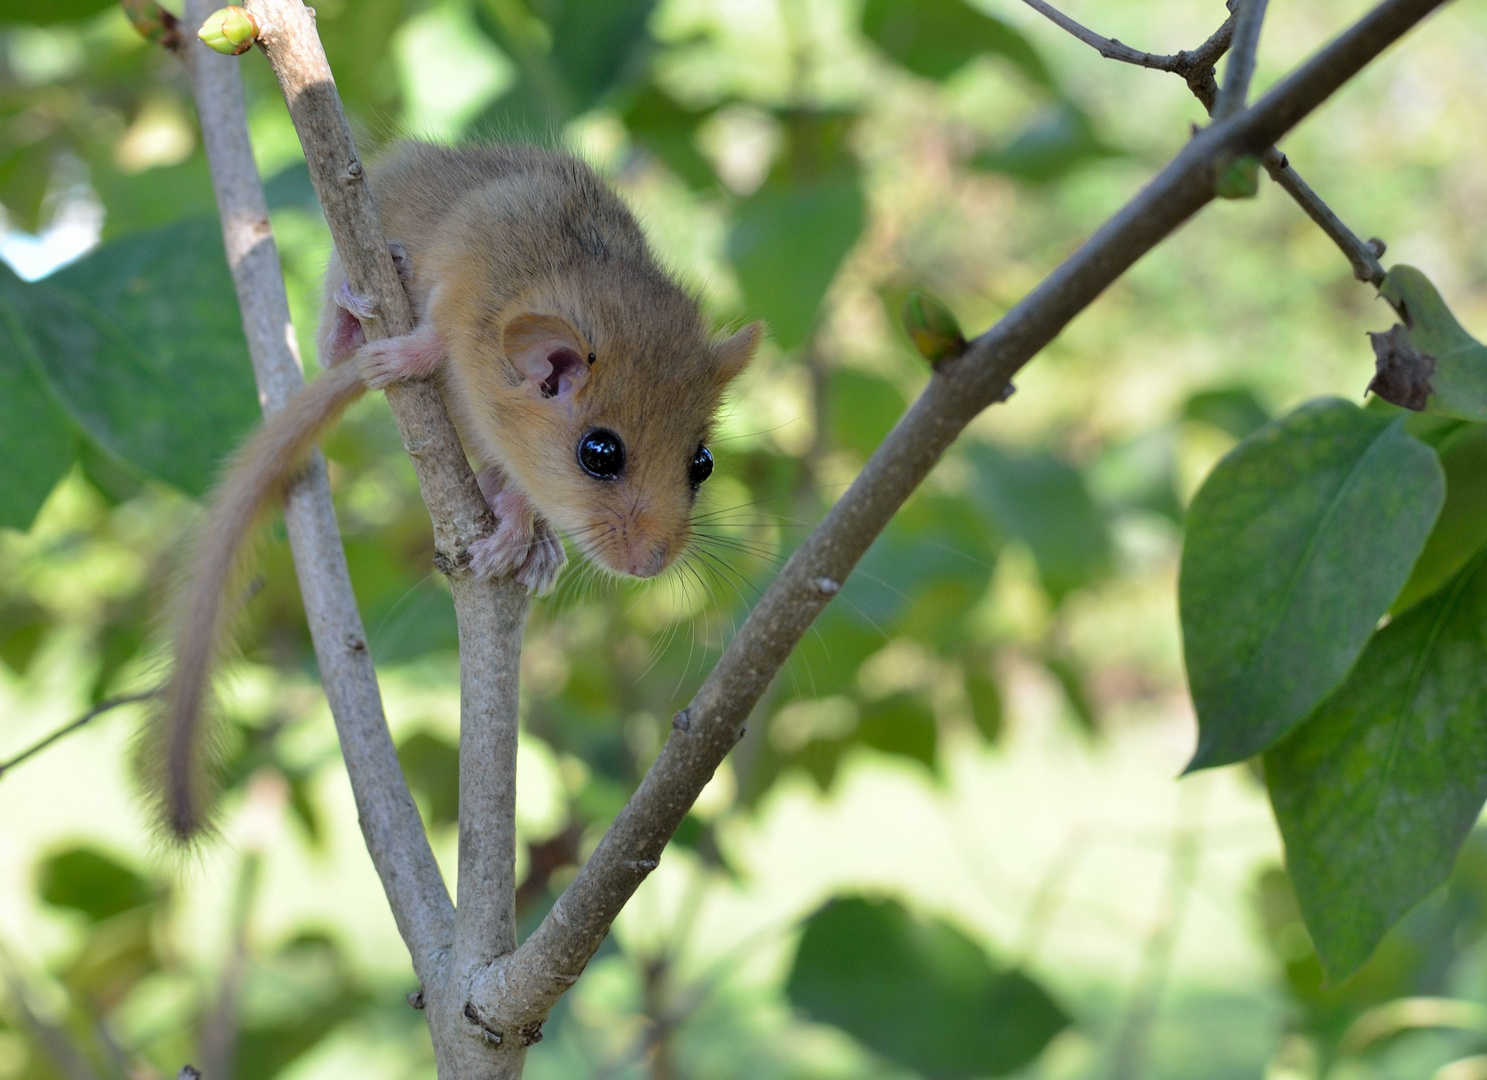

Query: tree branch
[[231, 1, 529, 1070], [470, 0, 1452, 1035], [182, 0, 456, 991], [0, 688, 156, 780], [1022, 0, 1386, 283], [1215, 0, 1271, 120]]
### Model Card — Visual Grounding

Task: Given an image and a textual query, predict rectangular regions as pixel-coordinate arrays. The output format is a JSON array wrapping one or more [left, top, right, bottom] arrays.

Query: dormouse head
[[445, 267, 762, 580]]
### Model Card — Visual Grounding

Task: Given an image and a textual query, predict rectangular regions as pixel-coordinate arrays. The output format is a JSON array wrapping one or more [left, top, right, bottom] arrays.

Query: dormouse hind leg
[[470, 466, 568, 595]]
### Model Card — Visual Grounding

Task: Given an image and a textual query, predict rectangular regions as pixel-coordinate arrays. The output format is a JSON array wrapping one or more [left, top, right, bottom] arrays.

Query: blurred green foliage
[[0, 0, 1484, 1078]]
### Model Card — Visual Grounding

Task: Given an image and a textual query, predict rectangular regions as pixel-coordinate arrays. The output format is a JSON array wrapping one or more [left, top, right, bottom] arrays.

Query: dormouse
[[157, 141, 762, 837]]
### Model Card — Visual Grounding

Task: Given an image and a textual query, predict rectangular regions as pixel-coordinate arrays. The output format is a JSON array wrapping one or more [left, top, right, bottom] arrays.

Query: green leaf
[[787, 896, 1068, 1078], [397, 731, 459, 829], [0, 268, 74, 531], [1214, 154, 1260, 199], [620, 83, 718, 189], [1182, 399, 1443, 770], [1182, 385, 1271, 439], [966, 442, 1110, 601], [1392, 424, 1487, 615], [965, 672, 1003, 743], [727, 156, 864, 352], [970, 102, 1119, 183], [19, 217, 259, 497], [828, 368, 907, 458], [857, 693, 937, 771], [0, 0, 114, 24], [1266, 553, 1487, 981], [1370, 266, 1487, 422], [861, 0, 1051, 87], [38, 848, 157, 923]]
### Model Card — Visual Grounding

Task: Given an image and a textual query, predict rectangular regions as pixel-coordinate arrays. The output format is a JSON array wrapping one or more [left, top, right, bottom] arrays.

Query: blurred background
[[1, 0, 1485, 1077]]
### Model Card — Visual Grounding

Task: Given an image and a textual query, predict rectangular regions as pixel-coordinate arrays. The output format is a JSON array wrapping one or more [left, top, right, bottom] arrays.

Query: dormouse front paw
[[358, 320, 445, 388], [469, 472, 567, 595]]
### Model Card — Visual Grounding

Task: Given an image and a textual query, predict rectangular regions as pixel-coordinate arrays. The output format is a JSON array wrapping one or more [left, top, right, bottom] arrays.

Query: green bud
[[198, 6, 258, 55], [1214, 154, 1260, 200], [902, 290, 966, 365]]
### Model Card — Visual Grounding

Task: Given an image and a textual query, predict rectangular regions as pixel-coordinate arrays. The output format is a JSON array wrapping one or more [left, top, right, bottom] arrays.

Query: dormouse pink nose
[[626, 540, 669, 578]]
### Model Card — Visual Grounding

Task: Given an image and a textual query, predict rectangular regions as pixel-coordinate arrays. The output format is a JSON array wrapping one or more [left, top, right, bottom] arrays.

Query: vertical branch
[[181, 0, 454, 983], [1214, 0, 1270, 119]]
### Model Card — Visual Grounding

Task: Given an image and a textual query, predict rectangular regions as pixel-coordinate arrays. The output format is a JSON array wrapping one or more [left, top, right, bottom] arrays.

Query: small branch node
[[671, 708, 692, 732], [463, 1001, 504, 1045], [811, 576, 841, 596], [407, 989, 425, 1010], [628, 858, 660, 874], [1367, 238, 1388, 258], [344, 633, 367, 653], [995, 382, 1017, 404], [345, 159, 364, 181]]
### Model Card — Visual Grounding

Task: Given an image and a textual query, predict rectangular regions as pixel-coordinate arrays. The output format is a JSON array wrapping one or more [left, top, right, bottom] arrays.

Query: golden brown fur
[[156, 141, 760, 838]]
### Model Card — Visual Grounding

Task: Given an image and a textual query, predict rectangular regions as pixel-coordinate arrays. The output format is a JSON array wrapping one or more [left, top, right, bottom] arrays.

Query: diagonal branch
[[0, 688, 156, 780], [471, 0, 1451, 1036], [1215, 0, 1271, 119], [182, 0, 457, 985], [1021, 0, 1386, 283]]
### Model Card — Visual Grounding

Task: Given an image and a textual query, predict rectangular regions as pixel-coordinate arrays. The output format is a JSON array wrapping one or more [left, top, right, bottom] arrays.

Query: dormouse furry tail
[[148, 359, 368, 840]]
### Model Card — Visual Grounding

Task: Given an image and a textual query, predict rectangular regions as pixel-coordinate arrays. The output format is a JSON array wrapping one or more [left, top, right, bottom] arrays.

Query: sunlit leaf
[[1266, 553, 1487, 981], [788, 896, 1068, 1078], [0, 267, 73, 531], [861, 0, 1051, 87], [18, 217, 259, 497], [966, 442, 1110, 601], [1182, 399, 1442, 770], [38, 848, 157, 923]]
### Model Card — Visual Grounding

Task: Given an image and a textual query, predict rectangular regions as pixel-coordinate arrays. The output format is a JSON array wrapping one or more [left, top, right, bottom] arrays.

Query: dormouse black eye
[[690, 444, 713, 488], [577, 428, 625, 480]]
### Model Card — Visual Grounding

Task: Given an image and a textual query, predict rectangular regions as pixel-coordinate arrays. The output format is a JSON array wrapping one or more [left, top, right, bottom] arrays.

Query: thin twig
[[468, 0, 1451, 1037], [181, 0, 457, 988], [1214, 0, 1271, 120], [1022, 0, 1386, 283], [0, 688, 157, 780]]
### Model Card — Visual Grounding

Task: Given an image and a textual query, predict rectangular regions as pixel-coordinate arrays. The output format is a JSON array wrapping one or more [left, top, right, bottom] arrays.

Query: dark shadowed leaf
[[0, 599, 50, 674], [397, 731, 460, 829], [1182, 385, 1271, 439], [966, 442, 1110, 601], [861, 0, 1051, 87], [828, 368, 907, 458], [1089, 428, 1182, 522], [1182, 399, 1442, 770], [1266, 553, 1487, 981], [0, 268, 73, 531], [965, 672, 1003, 743], [38, 848, 156, 923], [857, 693, 937, 771], [0, 0, 114, 24], [1392, 423, 1487, 615], [788, 896, 1068, 1078], [621, 83, 718, 189], [19, 217, 259, 497], [971, 102, 1119, 183]]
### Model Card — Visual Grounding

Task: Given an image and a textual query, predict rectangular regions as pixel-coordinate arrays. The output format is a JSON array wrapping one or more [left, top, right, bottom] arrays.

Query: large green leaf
[[966, 442, 1110, 601], [1182, 384, 1271, 440], [1391, 424, 1487, 615], [1181, 399, 1442, 770], [1266, 553, 1487, 982], [38, 847, 157, 923], [861, 0, 1051, 87], [788, 896, 1068, 1078], [0, 267, 74, 531], [0, 0, 114, 24], [19, 217, 259, 497], [971, 102, 1118, 183], [727, 173, 864, 353], [1369, 266, 1487, 422]]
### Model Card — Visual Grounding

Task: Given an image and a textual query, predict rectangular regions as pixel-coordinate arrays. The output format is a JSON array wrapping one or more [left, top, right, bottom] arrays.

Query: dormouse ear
[[504, 313, 592, 402], [711, 321, 764, 386]]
